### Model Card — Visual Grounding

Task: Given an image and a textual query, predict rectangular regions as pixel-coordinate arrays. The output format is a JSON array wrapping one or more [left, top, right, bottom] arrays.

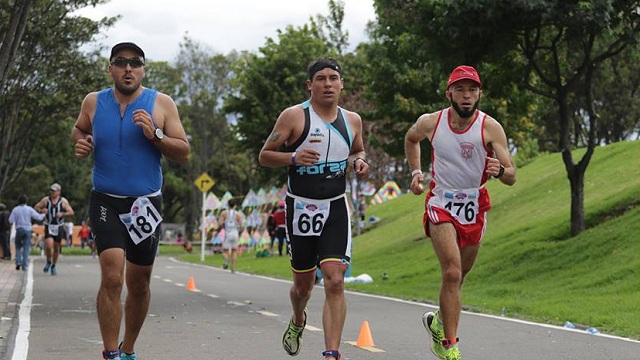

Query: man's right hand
[[410, 173, 425, 195], [294, 148, 321, 166], [75, 135, 93, 158]]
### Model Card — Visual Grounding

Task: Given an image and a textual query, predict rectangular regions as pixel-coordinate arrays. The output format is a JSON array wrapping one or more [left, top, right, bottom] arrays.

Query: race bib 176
[[443, 189, 479, 225]]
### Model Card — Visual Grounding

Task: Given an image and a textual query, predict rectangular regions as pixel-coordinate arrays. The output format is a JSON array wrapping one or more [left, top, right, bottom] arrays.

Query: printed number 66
[[298, 213, 324, 233]]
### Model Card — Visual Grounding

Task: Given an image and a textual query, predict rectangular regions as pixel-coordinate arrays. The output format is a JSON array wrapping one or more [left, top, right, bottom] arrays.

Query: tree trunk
[[563, 152, 586, 236], [558, 62, 599, 237], [557, 87, 588, 237], [0, 0, 34, 91]]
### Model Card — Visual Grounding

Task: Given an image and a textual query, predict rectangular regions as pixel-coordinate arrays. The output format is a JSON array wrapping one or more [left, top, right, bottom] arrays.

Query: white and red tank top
[[427, 108, 493, 214]]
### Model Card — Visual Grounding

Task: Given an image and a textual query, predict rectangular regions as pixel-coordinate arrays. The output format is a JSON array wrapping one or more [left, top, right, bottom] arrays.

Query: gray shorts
[[224, 229, 239, 250]]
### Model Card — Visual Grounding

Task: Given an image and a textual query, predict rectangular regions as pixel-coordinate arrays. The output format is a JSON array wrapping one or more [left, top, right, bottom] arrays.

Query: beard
[[451, 99, 479, 119], [115, 82, 140, 96]]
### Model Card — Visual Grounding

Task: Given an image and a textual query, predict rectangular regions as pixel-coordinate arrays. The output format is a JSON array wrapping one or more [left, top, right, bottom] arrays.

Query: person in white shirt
[[9, 194, 45, 271]]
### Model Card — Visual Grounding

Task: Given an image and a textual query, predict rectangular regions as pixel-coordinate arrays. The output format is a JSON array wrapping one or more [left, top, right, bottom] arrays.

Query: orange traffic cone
[[186, 276, 198, 291], [356, 320, 375, 347]]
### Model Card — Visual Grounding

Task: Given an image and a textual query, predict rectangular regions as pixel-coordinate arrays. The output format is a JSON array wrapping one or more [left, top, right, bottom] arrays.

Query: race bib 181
[[119, 197, 163, 245]]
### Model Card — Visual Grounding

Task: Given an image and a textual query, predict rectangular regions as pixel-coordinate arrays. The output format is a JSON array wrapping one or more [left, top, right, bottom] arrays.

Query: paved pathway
[[0, 259, 25, 359]]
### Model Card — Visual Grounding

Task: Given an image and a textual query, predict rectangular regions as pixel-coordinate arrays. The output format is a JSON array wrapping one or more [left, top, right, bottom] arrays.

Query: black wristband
[[353, 157, 367, 170], [495, 164, 505, 178]]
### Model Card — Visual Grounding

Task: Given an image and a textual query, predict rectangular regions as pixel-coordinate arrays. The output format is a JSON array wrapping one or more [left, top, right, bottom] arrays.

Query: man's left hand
[[353, 158, 370, 180]]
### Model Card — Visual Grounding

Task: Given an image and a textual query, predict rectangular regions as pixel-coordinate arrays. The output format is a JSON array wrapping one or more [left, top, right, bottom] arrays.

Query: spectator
[[272, 201, 287, 256], [9, 195, 45, 271], [79, 220, 91, 249]]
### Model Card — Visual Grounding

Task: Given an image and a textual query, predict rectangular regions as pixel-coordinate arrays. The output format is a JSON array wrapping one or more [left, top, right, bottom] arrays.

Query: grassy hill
[[179, 140, 640, 339]]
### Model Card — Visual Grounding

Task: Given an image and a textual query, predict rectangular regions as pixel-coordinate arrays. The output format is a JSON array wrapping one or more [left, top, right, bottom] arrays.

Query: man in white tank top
[[216, 199, 243, 273], [405, 65, 516, 360]]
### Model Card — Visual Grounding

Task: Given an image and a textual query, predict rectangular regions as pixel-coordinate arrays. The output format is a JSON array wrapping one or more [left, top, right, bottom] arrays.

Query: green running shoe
[[282, 308, 307, 356], [443, 345, 462, 360], [421, 311, 446, 359]]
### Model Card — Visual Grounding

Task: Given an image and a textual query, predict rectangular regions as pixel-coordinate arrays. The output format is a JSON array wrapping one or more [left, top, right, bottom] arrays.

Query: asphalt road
[[9, 255, 640, 359]]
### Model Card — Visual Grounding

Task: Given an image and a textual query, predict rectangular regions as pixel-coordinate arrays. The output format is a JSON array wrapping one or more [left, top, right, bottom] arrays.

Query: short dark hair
[[228, 199, 236, 208], [110, 42, 145, 61], [18, 194, 27, 204], [307, 57, 342, 80]]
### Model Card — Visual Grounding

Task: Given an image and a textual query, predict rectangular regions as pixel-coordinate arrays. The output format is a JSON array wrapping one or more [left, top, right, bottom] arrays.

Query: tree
[[167, 36, 249, 235], [315, 0, 349, 55], [509, 1, 639, 235], [0, 0, 114, 209], [370, 0, 640, 236], [591, 46, 640, 144], [0, 0, 34, 92]]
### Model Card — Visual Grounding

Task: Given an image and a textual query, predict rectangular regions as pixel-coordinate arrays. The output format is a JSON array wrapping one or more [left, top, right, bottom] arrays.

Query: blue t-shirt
[[92, 88, 162, 197]]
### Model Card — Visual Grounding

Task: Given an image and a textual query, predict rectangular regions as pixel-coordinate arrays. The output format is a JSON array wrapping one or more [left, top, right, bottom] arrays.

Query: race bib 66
[[292, 198, 331, 236]]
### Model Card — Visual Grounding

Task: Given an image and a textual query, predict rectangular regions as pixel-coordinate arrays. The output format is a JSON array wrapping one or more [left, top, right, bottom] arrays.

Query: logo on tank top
[[460, 142, 475, 160], [296, 159, 347, 176], [309, 127, 324, 143]]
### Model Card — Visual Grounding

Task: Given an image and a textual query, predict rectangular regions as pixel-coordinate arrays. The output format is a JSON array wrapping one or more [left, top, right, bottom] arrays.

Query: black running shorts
[[89, 191, 161, 266], [285, 194, 351, 273]]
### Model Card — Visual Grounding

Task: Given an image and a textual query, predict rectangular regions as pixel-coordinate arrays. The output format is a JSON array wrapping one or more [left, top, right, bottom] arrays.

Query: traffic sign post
[[194, 173, 214, 261], [195, 173, 214, 193]]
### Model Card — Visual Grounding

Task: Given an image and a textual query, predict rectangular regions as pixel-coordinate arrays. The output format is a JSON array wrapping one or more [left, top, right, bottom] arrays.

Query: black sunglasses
[[110, 57, 145, 68]]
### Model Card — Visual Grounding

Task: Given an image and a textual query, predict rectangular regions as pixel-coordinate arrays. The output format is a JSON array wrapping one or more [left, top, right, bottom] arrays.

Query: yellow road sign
[[194, 172, 215, 193]]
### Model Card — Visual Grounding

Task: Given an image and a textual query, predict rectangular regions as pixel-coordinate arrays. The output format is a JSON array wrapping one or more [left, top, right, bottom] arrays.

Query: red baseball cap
[[447, 65, 481, 88]]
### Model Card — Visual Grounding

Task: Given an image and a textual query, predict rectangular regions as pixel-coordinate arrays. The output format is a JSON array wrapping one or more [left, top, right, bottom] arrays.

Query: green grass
[[178, 141, 639, 339]]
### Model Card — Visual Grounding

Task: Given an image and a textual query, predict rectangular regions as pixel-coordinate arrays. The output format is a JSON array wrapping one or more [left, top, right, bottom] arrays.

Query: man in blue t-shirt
[[71, 42, 190, 360]]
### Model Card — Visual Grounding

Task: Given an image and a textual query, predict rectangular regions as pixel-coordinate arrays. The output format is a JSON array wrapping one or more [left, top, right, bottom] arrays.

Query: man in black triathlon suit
[[259, 57, 370, 360], [34, 183, 75, 276]]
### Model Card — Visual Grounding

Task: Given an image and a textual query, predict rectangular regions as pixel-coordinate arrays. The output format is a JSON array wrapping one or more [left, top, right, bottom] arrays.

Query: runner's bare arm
[[72, 93, 97, 159], [62, 199, 75, 217], [236, 213, 244, 232], [484, 117, 516, 185], [151, 93, 190, 165], [259, 106, 307, 168], [405, 113, 437, 194], [346, 111, 370, 179], [33, 197, 47, 214]]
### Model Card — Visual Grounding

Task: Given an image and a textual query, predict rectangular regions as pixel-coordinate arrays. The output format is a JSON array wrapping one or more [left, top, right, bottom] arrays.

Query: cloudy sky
[[75, 0, 377, 62]]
